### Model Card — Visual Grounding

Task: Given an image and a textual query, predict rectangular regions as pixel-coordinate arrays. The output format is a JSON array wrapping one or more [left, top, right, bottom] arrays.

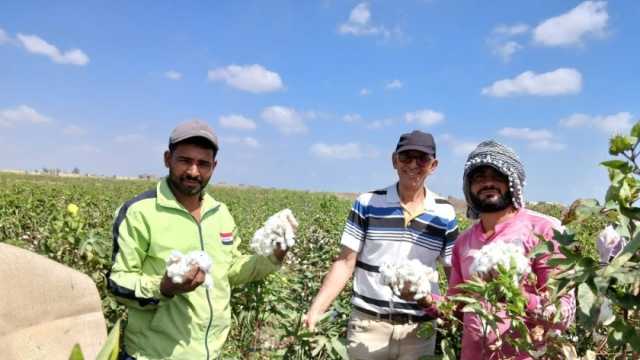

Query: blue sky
[[1, 1, 639, 204]]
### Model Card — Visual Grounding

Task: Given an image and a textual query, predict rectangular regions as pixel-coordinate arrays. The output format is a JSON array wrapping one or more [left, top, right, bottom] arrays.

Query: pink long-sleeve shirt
[[448, 208, 576, 360]]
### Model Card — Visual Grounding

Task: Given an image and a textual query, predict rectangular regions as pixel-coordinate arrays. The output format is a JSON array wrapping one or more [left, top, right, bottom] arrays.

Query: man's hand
[[160, 264, 206, 297], [398, 281, 434, 308], [302, 309, 321, 332]]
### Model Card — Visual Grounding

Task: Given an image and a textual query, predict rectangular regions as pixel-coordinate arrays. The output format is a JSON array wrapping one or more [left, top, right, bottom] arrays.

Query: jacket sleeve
[[107, 205, 169, 310], [227, 226, 281, 287]]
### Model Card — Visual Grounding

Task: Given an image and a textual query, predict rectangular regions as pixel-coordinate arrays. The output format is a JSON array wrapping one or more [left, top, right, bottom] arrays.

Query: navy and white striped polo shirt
[[341, 183, 459, 316]]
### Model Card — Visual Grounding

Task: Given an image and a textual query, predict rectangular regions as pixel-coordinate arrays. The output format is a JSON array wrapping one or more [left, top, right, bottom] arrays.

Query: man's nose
[[186, 163, 200, 176]]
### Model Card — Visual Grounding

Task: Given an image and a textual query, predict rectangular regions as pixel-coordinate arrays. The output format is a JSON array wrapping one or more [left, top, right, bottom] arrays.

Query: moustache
[[181, 175, 202, 183], [478, 186, 502, 194]]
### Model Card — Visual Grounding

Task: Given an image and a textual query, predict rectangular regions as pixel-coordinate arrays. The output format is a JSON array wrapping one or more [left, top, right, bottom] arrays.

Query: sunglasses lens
[[398, 152, 429, 165]]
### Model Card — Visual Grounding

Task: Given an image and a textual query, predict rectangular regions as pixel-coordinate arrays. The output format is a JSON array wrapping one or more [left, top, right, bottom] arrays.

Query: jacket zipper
[[195, 206, 218, 360], [197, 222, 214, 360]]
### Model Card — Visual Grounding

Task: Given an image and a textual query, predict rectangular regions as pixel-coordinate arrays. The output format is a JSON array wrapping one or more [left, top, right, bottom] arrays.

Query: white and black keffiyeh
[[463, 140, 525, 219]]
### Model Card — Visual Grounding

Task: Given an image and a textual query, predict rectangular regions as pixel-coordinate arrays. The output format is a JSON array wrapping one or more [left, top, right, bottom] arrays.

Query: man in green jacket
[[108, 120, 286, 360]]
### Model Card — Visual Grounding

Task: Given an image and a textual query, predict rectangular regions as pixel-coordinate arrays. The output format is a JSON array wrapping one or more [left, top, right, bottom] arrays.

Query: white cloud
[[164, 70, 182, 80], [338, 2, 395, 39], [219, 114, 257, 130], [440, 134, 479, 157], [16, 34, 89, 66], [342, 113, 363, 123], [359, 88, 371, 96], [498, 127, 566, 151], [310, 142, 378, 160], [0, 28, 10, 44], [367, 118, 395, 130], [482, 68, 582, 97], [492, 41, 523, 62], [533, 1, 608, 47], [529, 140, 567, 151], [493, 24, 530, 36], [386, 79, 403, 90], [221, 136, 260, 148], [405, 109, 445, 126], [261, 106, 308, 135], [63, 125, 86, 136], [488, 23, 529, 62], [0, 105, 52, 127], [560, 112, 634, 134], [114, 134, 144, 144], [498, 127, 553, 141], [208, 64, 283, 93]]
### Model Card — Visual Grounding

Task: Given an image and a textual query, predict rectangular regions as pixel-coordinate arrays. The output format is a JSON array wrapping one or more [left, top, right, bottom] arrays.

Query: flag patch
[[220, 232, 233, 245]]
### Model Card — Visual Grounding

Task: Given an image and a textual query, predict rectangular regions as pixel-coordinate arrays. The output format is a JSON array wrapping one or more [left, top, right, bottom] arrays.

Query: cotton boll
[[379, 260, 438, 299], [470, 241, 530, 281], [250, 209, 299, 256], [165, 250, 213, 288]]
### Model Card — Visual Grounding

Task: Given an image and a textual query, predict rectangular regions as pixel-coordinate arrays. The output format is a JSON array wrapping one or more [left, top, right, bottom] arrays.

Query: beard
[[168, 169, 209, 196], [469, 186, 512, 213]]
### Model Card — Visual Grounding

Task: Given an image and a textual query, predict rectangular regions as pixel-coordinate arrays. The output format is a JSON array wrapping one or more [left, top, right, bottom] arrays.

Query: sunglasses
[[397, 151, 433, 166]]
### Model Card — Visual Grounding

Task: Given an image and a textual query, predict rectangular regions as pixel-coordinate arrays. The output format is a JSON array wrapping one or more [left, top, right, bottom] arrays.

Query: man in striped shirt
[[303, 130, 459, 359]]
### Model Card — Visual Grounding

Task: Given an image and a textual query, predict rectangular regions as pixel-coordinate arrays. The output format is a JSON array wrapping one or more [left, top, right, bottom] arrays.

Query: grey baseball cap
[[169, 119, 219, 151], [395, 130, 436, 156]]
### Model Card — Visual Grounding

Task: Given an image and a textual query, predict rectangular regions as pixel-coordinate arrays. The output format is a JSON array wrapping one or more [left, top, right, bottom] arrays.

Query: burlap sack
[[0, 243, 107, 359]]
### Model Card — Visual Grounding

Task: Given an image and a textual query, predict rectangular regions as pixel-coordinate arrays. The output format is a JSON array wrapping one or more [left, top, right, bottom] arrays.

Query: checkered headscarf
[[463, 140, 526, 219]]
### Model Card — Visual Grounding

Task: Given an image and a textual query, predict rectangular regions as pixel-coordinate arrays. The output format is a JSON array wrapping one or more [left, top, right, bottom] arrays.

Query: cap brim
[[170, 135, 218, 151], [396, 145, 435, 155]]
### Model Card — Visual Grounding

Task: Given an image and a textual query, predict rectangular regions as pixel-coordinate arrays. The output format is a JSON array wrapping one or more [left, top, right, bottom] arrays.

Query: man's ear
[[164, 150, 171, 168], [392, 152, 398, 170], [430, 158, 439, 171]]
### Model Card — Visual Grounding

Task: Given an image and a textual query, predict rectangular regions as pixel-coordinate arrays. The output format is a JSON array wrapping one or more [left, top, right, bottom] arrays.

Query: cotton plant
[[379, 259, 439, 300], [469, 240, 531, 285], [166, 250, 213, 289], [250, 208, 299, 256]]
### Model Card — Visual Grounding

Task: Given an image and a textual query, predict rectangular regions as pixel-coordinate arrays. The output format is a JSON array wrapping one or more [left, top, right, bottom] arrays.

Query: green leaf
[[96, 319, 120, 360], [609, 135, 636, 155], [68, 344, 85, 360], [630, 121, 640, 138], [330, 337, 349, 360], [417, 321, 435, 339], [601, 160, 634, 173], [577, 282, 597, 318], [441, 338, 457, 360]]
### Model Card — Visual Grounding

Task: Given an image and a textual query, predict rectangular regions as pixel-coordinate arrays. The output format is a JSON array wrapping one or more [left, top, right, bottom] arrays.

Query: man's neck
[[397, 182, 426, 205], [479, 206, 518, 234]]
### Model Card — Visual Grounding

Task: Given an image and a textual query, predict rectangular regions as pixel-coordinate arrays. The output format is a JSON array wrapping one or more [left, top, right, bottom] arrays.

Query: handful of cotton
[[250, 209, 299, 256], [469, 241, 530, 284], [166, 250, 213, 289], [379, 259, 439, 300]]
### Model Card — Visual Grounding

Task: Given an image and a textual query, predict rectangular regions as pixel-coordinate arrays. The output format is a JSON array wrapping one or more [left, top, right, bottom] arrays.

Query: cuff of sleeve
[[340, 234, 362, 253], [525, 292, 540, 312], [148, 275, 172, 302]]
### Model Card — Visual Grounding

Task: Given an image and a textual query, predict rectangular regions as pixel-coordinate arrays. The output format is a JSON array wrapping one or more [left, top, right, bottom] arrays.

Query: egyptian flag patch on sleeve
[[220, 232, 234, 245]]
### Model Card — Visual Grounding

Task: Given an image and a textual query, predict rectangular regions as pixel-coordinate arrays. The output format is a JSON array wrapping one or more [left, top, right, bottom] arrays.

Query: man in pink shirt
[[447, 140, 576, 359]]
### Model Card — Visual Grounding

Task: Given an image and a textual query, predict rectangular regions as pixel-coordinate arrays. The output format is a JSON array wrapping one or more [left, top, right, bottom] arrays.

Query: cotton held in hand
[[166, 250, 213, 289], [379, 259, 439, 300], [469, 241, 530, 283], [250, 209, 299, 256]]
